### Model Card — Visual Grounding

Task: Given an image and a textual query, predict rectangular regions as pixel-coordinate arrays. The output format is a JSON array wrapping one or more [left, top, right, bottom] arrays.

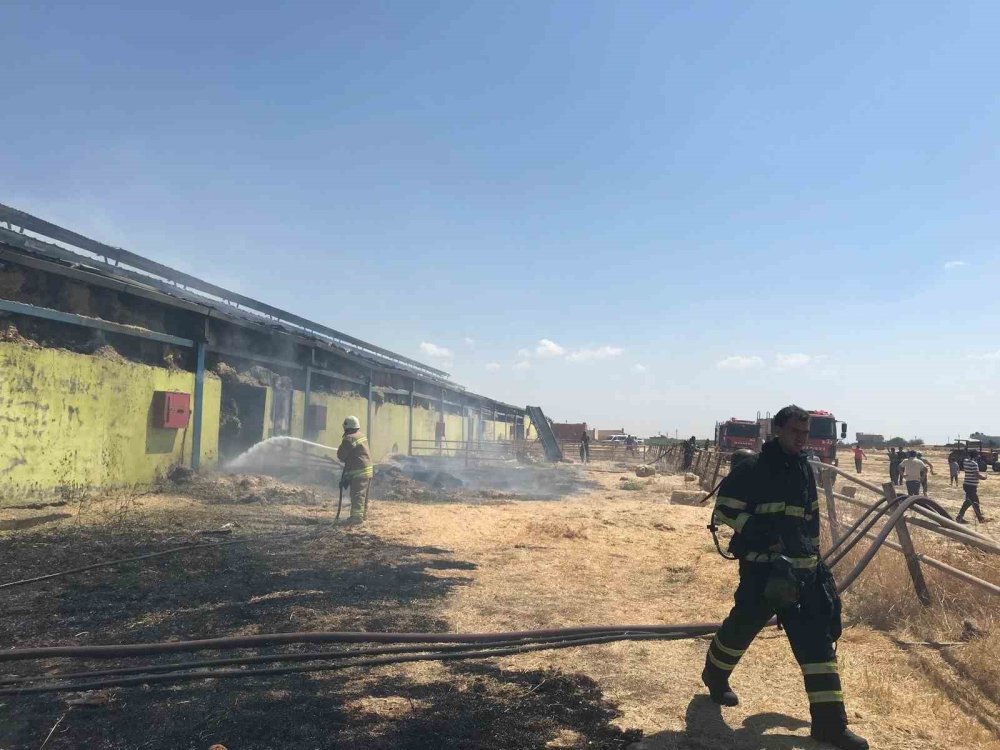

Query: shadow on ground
[[633, 695, 827, 750], [0, 522, 639, 749]]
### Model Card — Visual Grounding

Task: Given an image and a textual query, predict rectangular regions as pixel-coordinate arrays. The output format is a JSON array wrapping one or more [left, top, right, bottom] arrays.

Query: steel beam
[[191, 342, 206, 470], [0, 298, 194, 347]]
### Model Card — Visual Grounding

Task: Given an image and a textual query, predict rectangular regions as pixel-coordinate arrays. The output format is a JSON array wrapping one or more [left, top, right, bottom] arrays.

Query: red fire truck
[[715, 418, 761, 452], [757, 409, 846, 464]]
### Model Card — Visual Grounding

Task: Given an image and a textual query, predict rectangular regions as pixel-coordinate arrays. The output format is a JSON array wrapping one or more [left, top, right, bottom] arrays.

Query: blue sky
[[2, 1, 999, 442]]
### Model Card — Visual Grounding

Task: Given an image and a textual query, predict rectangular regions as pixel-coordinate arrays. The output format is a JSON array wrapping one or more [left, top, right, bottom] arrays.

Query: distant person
[[898, 451, 926, 496], [579, 431, 590, 463], [957, 451, 988, 524], [949, 457, 960, 486], [625, 435, 638, 455], [337, 415, 373, 525], [887, 448, 899, 485], [853, 445, 866, 474], [916, 452, 933, 495], [683, 436, 696, 469]]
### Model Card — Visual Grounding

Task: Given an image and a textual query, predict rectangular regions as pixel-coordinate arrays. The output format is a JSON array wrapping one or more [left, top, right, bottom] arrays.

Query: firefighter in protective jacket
[[337, 416, 373, 524], [705, 405, 868, 750]]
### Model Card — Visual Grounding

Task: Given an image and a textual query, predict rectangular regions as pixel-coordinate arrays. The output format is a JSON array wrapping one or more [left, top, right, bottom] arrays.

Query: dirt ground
[[0, 458, 997, 750]]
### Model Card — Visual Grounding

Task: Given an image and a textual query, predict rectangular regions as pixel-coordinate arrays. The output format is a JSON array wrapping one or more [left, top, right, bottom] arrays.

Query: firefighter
[[337, 416, 373, 525], [704, 405, 868, 750], [683, 436, 696, 469]]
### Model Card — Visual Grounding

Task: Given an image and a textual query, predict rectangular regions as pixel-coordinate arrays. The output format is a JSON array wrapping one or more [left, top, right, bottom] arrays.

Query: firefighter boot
[[701, 653, 739, 707], [810, 703, 868, 750]]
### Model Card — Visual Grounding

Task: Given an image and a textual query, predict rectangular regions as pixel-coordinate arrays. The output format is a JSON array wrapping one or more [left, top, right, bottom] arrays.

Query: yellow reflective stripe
[[811, 499, 820, 510], [713, 636, 745, 658], [707, 652, 736, 671], [789, 556, 819, 569], [355, 437, 368, 444], [801, 661, 839, 675], [754, 502, 785, 514], [743, 551, 775, 563], [733, 513, 751, 533], [785, 506, 805, 518], [346, 466, 374, 479], [717, 496, 747, 511], [808, 690, 845, 704]]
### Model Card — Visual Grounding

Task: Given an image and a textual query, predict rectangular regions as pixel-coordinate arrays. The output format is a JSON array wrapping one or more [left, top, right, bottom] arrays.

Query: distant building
[[552, 422, 592, 441], [855, 433, 885, 448], [597, 428, 625, 441]]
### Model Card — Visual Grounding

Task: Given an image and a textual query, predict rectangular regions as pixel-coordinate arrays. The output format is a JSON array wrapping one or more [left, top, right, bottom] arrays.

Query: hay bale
[[635, 465, 656, 478], [669, 489, 707, 506]]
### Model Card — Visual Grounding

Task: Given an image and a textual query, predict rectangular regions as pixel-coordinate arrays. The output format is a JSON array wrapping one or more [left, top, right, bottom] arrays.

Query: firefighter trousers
[[349, 477, 371, 521], [704, 561, 848, 732]]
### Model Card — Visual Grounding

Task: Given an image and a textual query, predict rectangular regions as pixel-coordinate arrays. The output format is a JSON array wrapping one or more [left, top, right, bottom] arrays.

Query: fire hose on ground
[[1, 493, 995, 695]]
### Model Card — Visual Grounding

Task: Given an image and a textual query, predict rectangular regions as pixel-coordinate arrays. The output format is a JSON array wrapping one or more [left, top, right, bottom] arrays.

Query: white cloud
[[419, 342, 452, 359], [775, 353, 812, 370], [944, 260, 968, 270], [513, 360, 531, 371], [485, 362, 501, 371], [631, 364, 647, 373], [566, 345, 624, 362], [463, 337, 475, 346], [716, 355, 764, 370], [535, 339, 566, 358], [774, 353, 828, 370], [967, 350, 1000, 361], [516, 348, 531, 359]]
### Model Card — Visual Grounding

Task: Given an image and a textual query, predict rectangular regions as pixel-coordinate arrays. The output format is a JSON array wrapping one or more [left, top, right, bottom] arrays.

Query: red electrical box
[[152, 391, 191, 429]]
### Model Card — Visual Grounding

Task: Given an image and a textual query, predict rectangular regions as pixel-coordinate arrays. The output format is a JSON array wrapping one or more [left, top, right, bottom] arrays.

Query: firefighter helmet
[[343, 415, 361, 431]]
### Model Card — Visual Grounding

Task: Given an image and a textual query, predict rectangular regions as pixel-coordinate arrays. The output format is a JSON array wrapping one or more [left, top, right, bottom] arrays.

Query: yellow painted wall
[[0, 342, 220, 505], [291, 390, 369, 448], [372, 401, 410, 458]]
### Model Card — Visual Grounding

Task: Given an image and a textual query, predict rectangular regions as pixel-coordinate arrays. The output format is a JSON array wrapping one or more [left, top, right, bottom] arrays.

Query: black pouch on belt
[[763, 555, 801, 609], [820, 563, 843, 642]]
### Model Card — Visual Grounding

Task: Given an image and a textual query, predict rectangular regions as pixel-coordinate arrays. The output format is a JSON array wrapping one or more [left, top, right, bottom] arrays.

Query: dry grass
[[374, 464, 1000, 749], [4, 460, 997, 749]]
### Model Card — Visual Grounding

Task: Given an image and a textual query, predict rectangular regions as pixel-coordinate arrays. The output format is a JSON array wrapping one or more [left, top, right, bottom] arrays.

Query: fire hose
[[0, 493, 988, 695]]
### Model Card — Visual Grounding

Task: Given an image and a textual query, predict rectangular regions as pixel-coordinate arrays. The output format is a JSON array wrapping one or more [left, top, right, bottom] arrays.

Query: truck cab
[[715, 418, 761, 452], [756, 409, 846, 465]]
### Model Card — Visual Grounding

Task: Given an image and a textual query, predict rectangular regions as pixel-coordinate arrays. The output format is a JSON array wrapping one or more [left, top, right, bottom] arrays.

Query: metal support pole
[[303, 365, 312, 439], [191, 341, 206, 471], [822, 469, 840, 544], [438, 391, 445, 456], [882, 482, 931, 606], [366, 372, 374, 457], [408, 381, 414, 456], [709, 453, 723, 491]]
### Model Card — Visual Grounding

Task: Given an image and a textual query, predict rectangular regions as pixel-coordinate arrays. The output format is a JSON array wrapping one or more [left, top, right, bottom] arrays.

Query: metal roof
[[0, 202, 459, 386]]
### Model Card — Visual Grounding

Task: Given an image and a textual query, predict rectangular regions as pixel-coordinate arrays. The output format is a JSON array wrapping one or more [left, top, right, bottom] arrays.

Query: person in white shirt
[[898, 451, 927, 496]]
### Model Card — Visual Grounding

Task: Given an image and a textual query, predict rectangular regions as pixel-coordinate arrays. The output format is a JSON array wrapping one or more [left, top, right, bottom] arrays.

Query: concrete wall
[[0, 338, 525, 504], [372, 400, 410, 457], [0, 342, 220, 505]]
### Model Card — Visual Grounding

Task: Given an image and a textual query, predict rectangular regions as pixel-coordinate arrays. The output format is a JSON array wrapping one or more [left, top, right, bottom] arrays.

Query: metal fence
[[654, 444, 999, 601]]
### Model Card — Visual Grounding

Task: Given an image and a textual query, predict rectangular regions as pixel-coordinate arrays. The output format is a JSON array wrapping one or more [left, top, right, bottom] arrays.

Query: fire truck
[[715, 418, 761, 452], [757, 409, 847, 465]]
